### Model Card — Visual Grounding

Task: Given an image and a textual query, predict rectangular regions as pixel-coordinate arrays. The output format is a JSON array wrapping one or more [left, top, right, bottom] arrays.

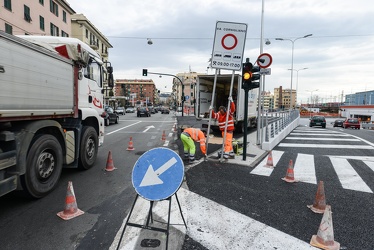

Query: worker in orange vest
[[211, 98, 235, 159], [180, 128, 207, 162]]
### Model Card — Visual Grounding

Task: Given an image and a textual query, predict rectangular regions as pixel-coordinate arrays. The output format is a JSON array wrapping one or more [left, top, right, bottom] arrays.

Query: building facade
[[115, 79, 156, 107], [273, 87, 296, 110], [1, 0, 74, 36]]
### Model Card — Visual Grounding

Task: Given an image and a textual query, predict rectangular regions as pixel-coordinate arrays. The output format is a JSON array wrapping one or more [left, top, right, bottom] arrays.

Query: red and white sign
[[211, 21, 247, 71], [257, 53, 272, 68]]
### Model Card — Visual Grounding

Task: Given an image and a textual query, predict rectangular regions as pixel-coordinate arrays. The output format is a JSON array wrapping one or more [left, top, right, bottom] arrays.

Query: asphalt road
[[1, 116, 373, 250]]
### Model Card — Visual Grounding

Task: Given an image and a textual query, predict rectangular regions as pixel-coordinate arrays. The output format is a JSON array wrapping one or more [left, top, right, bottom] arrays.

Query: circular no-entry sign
[[221, 34, 238, 50], [257, 53, 273, 68]]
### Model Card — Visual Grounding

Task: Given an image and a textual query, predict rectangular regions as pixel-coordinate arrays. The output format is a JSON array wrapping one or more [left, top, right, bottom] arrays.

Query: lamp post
[[288, 67, 308, 107], [276, 34, 312, 109], [306, 89, 318, 118]]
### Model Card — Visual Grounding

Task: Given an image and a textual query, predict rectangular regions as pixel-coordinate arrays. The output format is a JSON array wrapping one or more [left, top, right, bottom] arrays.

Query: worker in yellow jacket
[[180, 128, 207, 162]]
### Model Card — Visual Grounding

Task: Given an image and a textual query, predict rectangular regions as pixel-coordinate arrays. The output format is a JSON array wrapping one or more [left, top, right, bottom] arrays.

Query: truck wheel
[[79, 126, 98, 170], [21, 134, 63, 198]]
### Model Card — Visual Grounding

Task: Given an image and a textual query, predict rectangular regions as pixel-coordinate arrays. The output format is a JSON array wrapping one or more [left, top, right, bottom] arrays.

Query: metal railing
[[264, 110, 300, 142]]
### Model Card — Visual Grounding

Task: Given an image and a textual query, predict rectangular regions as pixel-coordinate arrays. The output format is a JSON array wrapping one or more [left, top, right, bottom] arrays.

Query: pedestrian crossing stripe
[[290, 133, 352, 136], [278, 143, 374, 149], [251, 150, 374, 194], [329, 157, 372, 193], [286, 137, 360, 141]]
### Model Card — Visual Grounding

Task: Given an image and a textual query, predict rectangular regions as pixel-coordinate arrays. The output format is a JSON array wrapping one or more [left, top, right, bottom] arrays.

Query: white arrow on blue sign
[[132, 147, 184, 201]]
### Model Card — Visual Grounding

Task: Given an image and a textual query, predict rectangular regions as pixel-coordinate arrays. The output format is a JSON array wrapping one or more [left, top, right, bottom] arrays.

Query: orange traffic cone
[[126, 137, 134, 151], [281, 160, 297, 183], [57, 181, 84, 220], [105, 151, 117, 172], [264, 151, 274, 168], [310, 205, 340, 250], [307, 181, 326, 214], [161, 130, 166, 141]]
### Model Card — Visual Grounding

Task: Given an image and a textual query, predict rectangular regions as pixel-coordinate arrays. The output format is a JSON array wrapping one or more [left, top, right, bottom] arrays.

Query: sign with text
[[211, 21, 247, 71]]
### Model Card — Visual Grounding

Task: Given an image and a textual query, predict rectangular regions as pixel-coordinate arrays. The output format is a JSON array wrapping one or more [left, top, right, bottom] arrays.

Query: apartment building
[[1, 0, 74, 36], [115, 79, 156, 107]]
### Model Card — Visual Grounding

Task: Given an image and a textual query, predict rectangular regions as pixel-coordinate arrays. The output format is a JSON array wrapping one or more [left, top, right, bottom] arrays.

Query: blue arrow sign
[[132, 147, 184, 201]]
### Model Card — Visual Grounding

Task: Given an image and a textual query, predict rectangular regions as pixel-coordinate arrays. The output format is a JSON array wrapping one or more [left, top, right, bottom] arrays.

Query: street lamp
[[306, 89, 318, 118], [276, 34, 312, 109], [288, 67, 308, 106]]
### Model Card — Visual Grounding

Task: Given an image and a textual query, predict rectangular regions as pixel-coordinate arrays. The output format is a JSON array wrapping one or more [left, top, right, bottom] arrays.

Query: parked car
[[137, 107, 151, 117], [309, 115, 326, 128], [161, 107, 170, 114], [115, 106, 125, 115], [333, 119, 344, 127], [125, 107, 135, 113], [343, 118, 360, 129], [102, 106, 119, 126]]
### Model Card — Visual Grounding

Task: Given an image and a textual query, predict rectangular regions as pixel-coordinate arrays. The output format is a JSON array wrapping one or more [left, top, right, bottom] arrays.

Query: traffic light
[[142, 69, 148, 76], [241, 62, 261, 90], [241, 62, 253, 89], [250, 65, 260, 90]]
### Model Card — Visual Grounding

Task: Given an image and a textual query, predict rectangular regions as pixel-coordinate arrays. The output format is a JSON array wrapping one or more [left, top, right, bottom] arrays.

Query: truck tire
[[78, 126, 98, 170], [21, 134, 63, 198]]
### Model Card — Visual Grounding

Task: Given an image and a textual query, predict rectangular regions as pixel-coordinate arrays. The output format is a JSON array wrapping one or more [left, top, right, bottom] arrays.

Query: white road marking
[[329, 157, 372, 193], [111, 188, 318, 250], [294, 154, 317, 184], [286, 137, 360, 141], [278, 143, 373, 149], [251, 150, 284, 176]]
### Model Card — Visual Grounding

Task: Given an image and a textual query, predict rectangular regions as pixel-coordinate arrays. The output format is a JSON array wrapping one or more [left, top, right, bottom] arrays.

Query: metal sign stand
[[116, 193, 187, 250]]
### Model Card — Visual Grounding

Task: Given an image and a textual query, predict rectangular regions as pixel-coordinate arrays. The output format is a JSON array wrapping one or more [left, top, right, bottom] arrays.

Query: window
[[85, 29, 88, 38], [50, 23, 59, 36], [39, 0, 44, 5], [4, 0, 12, 11], [62, 10, 66, 23], [24, 5, 32, 22], [39, 16, 45, 31], [5, 23, 12, 34], [83, 59, 102, 87], [50, 0, 58, 16], [61, 30, 69, 37]]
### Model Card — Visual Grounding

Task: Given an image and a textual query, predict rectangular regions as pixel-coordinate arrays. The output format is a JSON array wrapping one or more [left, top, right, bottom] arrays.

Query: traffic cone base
[[105, 151, 117, 172], [264, 151, 274, 168], [310, 235, 340, 250], [310, 205, 340, 250], [281, 160, 297, 183], [307, 181, 326, 214], [57, 181, 84, 220], [161, 130, 166, 141], [127, 137, 135, 151]]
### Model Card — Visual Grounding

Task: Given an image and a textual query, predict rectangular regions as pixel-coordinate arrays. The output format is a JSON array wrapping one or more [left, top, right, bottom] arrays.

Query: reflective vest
[[211, 101, 235, 132], [183, 128, 206, 154]]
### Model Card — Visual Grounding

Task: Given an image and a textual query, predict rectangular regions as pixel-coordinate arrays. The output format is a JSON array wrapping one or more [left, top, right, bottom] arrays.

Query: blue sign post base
[[116, 193, 187, 250]]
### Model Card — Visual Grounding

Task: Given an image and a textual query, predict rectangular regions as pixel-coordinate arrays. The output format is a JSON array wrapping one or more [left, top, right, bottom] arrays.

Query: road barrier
[[262, 110, 300, 150]]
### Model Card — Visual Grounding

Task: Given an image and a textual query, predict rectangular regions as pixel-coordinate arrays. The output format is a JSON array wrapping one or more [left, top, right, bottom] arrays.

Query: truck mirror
[[107, 74, 114, 88]]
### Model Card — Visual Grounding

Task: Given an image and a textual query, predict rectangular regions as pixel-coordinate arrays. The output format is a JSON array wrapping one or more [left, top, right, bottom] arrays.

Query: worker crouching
[[180, 128, 207, 163]]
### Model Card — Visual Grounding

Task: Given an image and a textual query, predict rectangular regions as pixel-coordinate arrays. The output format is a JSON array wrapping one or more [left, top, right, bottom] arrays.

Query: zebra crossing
[[251, 127, 374, 194]]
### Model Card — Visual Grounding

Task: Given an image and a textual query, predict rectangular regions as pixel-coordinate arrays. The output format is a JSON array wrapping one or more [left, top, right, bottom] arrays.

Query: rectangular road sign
[[211, 21, 247, 71], [260, 68, 271, 75]]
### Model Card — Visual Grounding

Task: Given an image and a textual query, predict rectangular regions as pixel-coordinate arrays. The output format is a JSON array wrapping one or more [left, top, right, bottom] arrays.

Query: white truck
[[0, 31, 112, 198], [196, 74, 258, 132]]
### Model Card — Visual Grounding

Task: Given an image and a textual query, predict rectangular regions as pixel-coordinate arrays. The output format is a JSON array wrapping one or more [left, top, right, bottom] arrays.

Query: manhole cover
[[140, 239, 161, 248]]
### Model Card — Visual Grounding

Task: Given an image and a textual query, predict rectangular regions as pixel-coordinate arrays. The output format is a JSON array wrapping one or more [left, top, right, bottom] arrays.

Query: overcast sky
[[68, 0, 374, 104]]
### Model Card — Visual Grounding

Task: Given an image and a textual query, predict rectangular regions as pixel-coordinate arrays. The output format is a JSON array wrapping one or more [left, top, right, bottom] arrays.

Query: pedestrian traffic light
[[142, 69, 148, 76]]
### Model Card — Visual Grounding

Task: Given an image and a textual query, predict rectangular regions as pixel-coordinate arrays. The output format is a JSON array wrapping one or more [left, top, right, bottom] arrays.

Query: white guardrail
[[261, 110, 300, 151]]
